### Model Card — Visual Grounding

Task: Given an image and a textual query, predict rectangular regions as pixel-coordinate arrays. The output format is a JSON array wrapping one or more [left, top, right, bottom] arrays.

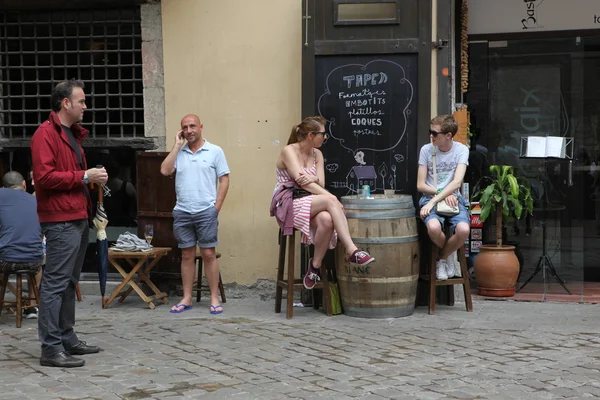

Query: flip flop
[[209, 304, 223, 315], [170, 303, 192, 313]]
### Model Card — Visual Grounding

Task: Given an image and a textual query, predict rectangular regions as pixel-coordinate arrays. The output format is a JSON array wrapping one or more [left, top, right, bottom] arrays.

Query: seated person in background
[[0, 171, 44, 302], [417, 115, 470, 280], [271, 116, 374, 290], [104, 159, 137, 226], [24, 170, 44, 319]]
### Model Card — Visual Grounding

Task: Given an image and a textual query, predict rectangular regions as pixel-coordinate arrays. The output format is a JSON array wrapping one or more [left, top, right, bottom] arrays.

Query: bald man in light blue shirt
[[160, 114, 230, 315]]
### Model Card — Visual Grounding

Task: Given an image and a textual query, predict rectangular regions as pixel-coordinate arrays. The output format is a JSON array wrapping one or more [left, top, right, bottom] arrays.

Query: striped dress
[[274, 158, 338, 249]]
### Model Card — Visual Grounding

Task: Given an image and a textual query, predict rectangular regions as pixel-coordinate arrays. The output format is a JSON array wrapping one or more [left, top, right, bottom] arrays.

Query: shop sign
[[468, 0, 600, 35], [471, 241, 482, 253], [471, 228, 483, 240], [471, 215, 483, 228]]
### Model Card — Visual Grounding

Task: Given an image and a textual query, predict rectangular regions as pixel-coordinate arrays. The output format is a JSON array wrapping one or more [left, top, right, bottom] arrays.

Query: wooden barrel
[[336, 194, 420, 318]]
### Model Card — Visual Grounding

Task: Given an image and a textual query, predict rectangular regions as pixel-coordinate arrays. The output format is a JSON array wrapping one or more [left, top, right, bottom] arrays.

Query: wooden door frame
[[301, 0, 433, 150]]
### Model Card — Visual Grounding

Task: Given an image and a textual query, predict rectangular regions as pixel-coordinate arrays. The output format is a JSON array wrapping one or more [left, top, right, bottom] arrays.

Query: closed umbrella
[[93, 184, 109, 308]]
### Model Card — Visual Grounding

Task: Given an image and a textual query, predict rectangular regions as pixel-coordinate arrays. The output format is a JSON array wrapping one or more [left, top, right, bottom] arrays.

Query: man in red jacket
[[31, 79, 108, 368]]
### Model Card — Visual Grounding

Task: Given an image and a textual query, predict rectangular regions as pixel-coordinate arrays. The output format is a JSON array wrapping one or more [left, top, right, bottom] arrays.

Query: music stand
[[517, 136, 573, 300]]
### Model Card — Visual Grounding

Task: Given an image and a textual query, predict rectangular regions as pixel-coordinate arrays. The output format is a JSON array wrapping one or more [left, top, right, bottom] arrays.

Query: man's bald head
[[2, 171, 26, 190], [181, 114, 201, 126], [180, 114, 204, 146]]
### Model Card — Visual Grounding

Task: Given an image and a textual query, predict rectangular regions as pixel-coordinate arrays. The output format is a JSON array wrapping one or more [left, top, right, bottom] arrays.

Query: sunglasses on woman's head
[[429, 129, 447, 137]]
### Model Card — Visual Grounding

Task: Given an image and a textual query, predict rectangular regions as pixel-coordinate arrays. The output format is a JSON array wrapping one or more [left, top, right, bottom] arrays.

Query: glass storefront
[[467, 35, 600, 300]]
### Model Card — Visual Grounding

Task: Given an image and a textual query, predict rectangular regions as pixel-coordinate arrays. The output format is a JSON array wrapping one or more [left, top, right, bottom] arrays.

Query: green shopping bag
[[328, 268, 342, 315]]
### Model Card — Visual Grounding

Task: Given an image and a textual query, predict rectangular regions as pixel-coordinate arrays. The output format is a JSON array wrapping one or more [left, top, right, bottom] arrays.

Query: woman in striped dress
[[274, 116, 375, 290]]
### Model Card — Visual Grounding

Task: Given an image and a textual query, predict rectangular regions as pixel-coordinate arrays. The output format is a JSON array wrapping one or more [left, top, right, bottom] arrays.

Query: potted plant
[[472, 165, 534, 297]]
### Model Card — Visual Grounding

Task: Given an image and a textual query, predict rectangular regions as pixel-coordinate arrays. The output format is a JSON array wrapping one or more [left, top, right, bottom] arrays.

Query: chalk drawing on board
[[378, 163, 388, 190], [316, 59, 414, 156], [394, 154, 405, 163], [346, 165, 377, 192], [390, 164, 397, 190], [354, 151, 366, 166], [325, 163, 339, 173]]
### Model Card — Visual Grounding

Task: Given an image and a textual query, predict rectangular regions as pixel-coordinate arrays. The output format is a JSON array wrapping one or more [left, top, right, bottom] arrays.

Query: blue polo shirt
[[0, 188, 43, 263], [174, 139, 230, 213]]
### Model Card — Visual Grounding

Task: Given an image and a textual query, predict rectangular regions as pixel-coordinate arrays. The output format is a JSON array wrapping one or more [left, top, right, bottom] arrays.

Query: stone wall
[[141, 0, 166, 151]]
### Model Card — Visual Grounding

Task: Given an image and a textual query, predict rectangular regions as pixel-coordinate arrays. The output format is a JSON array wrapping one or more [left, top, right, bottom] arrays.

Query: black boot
[[40, 351, 85, 368], [65, 341, 101, 355]]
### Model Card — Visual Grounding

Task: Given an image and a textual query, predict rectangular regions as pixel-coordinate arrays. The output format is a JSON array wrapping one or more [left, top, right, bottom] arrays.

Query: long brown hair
[[287, 116, 326, 145]]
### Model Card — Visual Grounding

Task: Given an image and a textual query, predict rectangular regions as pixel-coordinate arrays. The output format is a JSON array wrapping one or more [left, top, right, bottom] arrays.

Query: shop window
[[0, 8, 144, 140], [334, 0, 400, 25]]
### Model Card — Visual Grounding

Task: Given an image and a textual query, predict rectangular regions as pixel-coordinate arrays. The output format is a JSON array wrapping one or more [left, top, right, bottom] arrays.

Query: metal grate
[[0, 8, 144, 140]]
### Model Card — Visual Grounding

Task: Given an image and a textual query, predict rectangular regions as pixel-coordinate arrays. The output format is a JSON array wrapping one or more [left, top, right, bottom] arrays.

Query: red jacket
[[30, 111, 91, 224]]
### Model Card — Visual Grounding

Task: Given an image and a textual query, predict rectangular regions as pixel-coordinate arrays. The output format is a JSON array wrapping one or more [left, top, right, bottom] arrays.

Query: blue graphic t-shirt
[[418, 141, 469, 192]]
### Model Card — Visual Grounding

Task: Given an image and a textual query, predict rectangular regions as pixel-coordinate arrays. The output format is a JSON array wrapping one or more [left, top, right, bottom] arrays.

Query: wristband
[[436, 188, 442, 195]]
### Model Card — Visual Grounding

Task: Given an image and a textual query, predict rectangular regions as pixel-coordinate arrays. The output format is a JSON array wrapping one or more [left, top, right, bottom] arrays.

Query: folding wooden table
[[104, 247, 171, 309]]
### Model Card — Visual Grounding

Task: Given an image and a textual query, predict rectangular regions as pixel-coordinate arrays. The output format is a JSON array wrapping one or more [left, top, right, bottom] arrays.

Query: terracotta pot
[[474, 245, 519, 297]]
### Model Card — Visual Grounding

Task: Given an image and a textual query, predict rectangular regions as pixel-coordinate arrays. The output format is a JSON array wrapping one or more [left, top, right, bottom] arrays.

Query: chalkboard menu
[[315, 55, 419, 198]]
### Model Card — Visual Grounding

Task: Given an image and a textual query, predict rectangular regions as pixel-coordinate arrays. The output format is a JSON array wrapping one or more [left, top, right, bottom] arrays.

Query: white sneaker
[[436, 259, 448, 280], [452, 252, 462, 277], [445, 254, 456, 278], [23, 306, 38, 319]]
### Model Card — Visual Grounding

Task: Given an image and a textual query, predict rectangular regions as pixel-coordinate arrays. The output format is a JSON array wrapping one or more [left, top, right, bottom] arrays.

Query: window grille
[[0, 8, 144, 141]]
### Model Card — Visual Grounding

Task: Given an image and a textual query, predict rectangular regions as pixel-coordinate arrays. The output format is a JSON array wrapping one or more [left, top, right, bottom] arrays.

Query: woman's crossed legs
[[303, 194, 374, 290]]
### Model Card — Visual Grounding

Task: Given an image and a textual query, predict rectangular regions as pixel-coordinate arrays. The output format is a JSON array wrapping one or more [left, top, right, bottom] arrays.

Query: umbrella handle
[[96, 164, 104, 205]]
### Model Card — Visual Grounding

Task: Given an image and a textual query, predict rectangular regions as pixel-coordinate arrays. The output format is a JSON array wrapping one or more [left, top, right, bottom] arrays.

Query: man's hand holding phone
[[174, 129, 184, 149]]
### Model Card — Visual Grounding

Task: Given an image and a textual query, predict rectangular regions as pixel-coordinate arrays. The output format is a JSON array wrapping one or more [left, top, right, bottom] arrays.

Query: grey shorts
[[173, 207, 219, 249]]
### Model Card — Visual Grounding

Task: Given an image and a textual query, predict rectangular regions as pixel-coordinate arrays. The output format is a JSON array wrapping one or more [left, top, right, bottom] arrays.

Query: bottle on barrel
[[361, 185, 370, 199]]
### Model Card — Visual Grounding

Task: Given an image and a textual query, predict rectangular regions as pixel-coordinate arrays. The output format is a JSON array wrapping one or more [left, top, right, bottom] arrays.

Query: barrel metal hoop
[[342, 299, 416, 307], [342, 202, 414, 210], [351, 236, 419, 244], [337, 275, 418, 283], [344, 210, 416, 219]]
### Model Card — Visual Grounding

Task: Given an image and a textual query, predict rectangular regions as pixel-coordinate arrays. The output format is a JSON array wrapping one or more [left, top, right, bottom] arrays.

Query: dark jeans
[[0, 260, 41, 273], [38, 219, 89, 357]]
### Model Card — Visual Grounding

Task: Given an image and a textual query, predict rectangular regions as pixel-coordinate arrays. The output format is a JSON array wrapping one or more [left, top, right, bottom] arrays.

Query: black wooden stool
[[193, 248, 226, 303], [0, 267, 41, 328], [275, 229, 332, 319], [420, 229, 473, 315]]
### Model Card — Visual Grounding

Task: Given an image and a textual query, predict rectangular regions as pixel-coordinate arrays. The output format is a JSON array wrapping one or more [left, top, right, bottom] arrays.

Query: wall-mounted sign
[[468, 0, 600, 35]]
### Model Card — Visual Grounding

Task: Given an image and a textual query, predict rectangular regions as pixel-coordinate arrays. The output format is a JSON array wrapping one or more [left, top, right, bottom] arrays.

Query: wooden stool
[[193, 248, 226, 303], [76, 284, 82, 302], [274, 229, 332, 319], [422, 236, 473, 315], [0, 268, 41, 328]]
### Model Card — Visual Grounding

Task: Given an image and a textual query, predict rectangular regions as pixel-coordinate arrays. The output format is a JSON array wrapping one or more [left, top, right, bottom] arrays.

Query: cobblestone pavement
[[1, 296, 600, 400]]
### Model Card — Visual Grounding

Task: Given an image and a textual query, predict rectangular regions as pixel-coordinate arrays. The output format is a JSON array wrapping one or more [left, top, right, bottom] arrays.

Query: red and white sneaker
[[303, 259, 321, 290], [347, 249, 375, 266]]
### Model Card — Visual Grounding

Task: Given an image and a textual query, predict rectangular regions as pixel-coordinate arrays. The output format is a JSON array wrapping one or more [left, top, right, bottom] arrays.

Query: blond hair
[[430, 114, 458, 137]]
